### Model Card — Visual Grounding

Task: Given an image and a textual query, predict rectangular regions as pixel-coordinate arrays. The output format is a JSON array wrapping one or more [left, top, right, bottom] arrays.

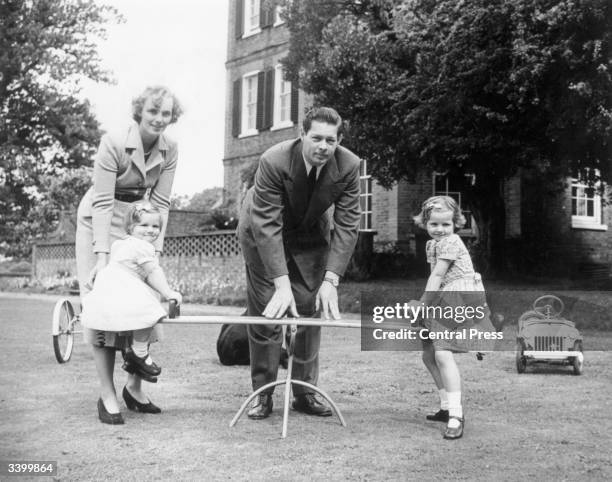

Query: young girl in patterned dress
[[412, 196, 495, 440], [81, 201, 182, 384]]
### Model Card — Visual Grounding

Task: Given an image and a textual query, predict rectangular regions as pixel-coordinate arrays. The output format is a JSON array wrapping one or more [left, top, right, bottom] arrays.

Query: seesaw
[[51, 297, 362, 438]]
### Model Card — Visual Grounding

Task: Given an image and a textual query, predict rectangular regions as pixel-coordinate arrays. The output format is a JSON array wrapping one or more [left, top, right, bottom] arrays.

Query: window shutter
[[260, 1, 274, 28], [290, 84, 299, 124], [235, 0, 244, 39], [256, 71, 265, 130], [232, 79, 241, 137], [263, 69, 275, 130]]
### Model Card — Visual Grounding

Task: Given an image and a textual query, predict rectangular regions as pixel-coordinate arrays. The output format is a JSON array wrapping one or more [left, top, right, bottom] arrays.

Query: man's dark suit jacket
[[238, 138, 361, 290]]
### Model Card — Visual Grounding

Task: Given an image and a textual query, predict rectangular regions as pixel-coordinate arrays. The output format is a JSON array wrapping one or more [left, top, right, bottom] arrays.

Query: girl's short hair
[[413, 195, 466, 229], [132, 85, 183, 124], [124, 200, 163, 234]]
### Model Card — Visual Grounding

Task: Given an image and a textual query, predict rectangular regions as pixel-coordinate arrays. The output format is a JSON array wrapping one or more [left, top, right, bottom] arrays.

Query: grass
[[1, 293, 612, 480], [340, 278, 612, 331]]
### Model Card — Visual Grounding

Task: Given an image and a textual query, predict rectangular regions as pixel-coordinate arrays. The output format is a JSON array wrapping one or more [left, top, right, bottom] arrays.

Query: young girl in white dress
[[412, 196, 495, 440], [81, 201, 182, 382]]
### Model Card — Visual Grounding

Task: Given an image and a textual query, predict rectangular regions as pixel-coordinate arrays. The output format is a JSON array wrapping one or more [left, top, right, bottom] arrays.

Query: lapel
[[126, 122, 147, 180], [146, 134, 167, 172], [125, 122, 168, 180], [283, 142, 309, 218]]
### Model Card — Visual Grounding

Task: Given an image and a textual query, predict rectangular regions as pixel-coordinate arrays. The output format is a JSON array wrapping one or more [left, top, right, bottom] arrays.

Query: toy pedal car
[[515, 295, 583, 375]]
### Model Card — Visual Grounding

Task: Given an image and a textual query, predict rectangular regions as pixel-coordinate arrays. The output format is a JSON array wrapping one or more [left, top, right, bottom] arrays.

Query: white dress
[[81, 236, 166, 332]]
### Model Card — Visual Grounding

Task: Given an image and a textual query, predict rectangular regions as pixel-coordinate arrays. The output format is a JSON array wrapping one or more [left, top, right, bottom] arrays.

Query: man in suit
[[237, 107, 361, 419]]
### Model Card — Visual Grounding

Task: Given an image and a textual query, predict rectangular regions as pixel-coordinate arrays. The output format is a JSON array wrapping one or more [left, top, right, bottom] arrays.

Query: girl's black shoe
[[443, 416, 465, 440], [122, 349, 161, 381], [122, 386, 161, 414], [97, 398, 124, 425], [426, 409, 449, 422]]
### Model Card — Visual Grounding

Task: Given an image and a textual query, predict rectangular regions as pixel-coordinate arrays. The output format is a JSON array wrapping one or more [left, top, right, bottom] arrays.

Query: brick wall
[[371, 182, 397, 247], [506, 169, 612, 278]]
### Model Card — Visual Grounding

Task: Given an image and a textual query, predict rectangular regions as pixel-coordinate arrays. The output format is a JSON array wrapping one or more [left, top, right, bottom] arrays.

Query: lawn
[[1, 292, 611, 481]]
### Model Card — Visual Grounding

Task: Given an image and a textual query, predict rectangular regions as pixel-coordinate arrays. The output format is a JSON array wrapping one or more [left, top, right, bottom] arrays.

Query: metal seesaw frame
[[161, 304, 361, 438]]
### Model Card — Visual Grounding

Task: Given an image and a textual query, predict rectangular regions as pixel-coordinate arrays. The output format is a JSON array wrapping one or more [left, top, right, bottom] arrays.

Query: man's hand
[[316, 271, 341, 320], [263, 275, 299, 319]]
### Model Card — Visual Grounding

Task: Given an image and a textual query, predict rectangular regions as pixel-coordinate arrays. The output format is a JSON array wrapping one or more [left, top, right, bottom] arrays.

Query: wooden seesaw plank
[[160, 314, 362, 329], [159, 314, 420, 333]]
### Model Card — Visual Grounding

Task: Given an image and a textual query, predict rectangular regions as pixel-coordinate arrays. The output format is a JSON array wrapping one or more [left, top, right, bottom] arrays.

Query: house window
[[360, 159, 373, 231], [274, 5, 286, 26], [571, 173, 607, 230], [272, 65, 292, 130], [241, 72, 259, 136], [244, 0, 261, 37], [432, 172, 475, 231]]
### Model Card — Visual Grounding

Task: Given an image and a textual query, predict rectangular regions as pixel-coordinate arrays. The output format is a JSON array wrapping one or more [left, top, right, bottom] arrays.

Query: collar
[[125, 121, 168, 152], [302, 154, 323, 179]]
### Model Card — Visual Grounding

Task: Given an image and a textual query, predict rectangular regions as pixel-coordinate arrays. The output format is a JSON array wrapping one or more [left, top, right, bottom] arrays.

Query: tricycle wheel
[[572, 340, 584, 375], [52, 299, 76, 363], [515, 339, 527, 374]]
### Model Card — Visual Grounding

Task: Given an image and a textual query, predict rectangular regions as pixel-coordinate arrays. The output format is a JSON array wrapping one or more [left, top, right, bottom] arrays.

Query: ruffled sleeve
[[425, 240, 436, 265], [131, 238, 159, 277], [435, 234, 463, 261]]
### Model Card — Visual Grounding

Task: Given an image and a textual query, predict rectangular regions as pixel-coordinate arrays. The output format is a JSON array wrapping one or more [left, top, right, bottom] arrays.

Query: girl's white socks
[[447, 391, 463, 428], [132, 340, 149, 359], [439, 388, 449, 410]]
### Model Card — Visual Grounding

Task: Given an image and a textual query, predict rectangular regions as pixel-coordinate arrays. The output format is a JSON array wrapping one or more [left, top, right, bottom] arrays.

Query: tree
[[0, 0, 123, 257], [11, 167, 93, 256], [280, 0, 612, 273], [170, 187, 237, 231]]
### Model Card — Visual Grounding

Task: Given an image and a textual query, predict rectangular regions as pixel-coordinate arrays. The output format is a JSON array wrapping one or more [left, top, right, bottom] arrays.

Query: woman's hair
[[132, 85, 184, 124], [413, 195, 466, 229], [124, 200, 163, 234], [302, 106, 344, 137]]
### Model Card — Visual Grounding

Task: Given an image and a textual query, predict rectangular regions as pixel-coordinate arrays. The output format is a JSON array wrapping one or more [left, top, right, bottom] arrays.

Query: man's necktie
[[307, 167, 317, 204]]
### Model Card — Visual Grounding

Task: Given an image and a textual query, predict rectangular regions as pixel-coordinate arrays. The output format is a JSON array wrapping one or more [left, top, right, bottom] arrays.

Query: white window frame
[[274, 5, 286, 26], [271, 65, 293, 131], [243, 0, 261, 38], [432, 171, 476, 234], [571, 172, 607, 230], [360, 159, 374, 231], [239, 71, 259, 137]]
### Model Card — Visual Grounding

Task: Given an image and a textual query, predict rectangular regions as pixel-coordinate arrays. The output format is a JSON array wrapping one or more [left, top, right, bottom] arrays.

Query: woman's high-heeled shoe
[[97, 398, 124, 425], [122, 386, 161, 414]]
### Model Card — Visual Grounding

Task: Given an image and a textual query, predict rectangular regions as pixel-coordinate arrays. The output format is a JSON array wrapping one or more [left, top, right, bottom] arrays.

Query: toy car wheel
[[515, 339, 527, 374], [572, 340, 584, 375], [533, 295, 564, 318], [52, 299, 76, 363]]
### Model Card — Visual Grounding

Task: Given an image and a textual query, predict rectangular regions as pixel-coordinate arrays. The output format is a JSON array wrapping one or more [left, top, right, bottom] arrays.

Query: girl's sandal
[[443, 416, 464, 440]]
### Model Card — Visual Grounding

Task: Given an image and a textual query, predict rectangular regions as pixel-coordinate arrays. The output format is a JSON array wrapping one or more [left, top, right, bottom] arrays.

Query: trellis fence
[[32, 231, 246, 302]]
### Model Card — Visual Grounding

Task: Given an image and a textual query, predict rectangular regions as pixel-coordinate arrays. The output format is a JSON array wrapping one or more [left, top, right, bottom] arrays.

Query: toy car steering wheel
[[533, 295, 564, 318]]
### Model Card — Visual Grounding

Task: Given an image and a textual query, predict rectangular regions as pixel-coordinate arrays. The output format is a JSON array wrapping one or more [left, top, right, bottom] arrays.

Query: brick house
[[222, 0, 612, 279]]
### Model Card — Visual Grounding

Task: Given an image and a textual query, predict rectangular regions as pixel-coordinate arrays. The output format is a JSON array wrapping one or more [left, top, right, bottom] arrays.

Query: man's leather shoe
[[247, 394, 273, 419], [443, 416, 465, 440], [292, 394, 332, 417], [426, 409, 449, 422]]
